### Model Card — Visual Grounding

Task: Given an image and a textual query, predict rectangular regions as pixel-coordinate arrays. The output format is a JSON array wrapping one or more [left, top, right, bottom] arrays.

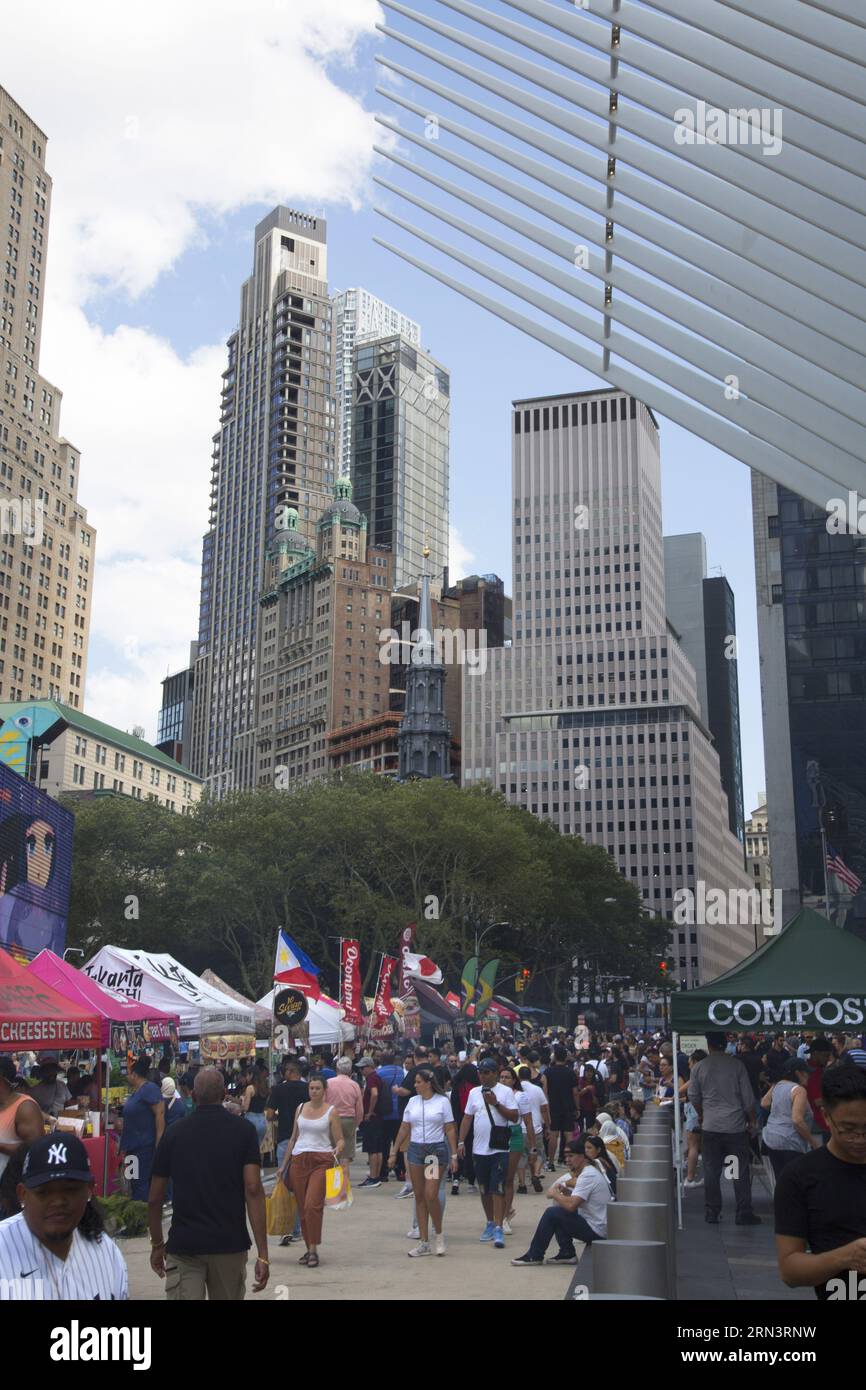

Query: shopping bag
[[266, 1175, 297, 1235], [324, 1164, 353, 1210]]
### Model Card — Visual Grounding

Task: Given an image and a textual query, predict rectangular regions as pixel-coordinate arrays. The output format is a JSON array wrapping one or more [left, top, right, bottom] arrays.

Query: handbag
[[325, 1163, 353, 1210], [482, 1092, 510, 1151], [266, 1175, 297, 1235]]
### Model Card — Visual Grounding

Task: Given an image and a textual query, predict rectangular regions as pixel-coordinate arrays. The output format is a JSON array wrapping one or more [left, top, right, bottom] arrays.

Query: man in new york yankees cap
[[0, 1132, 128, 1299]]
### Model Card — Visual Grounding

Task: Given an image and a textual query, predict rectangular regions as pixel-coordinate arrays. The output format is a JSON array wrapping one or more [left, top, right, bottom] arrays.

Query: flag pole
[[820, 824, 832, 920]]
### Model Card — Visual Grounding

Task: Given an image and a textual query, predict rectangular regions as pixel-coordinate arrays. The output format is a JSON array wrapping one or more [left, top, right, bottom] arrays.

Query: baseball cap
[[357, 1056, 375, 1068], [21, 1133, 93, 1189]]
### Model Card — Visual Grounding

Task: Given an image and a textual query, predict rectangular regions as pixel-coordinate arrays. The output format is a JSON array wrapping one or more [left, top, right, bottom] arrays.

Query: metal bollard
[[608, 1202, 675, 1299], [592, 1239, 669, 1298], [630, 1144, 671, 1160], [623, 1159, 671, 1182], [617, 1176, 675, 1253]]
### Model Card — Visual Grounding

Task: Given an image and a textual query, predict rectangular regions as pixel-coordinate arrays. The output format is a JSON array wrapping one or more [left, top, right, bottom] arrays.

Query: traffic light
[[515, 967, 532, 995]]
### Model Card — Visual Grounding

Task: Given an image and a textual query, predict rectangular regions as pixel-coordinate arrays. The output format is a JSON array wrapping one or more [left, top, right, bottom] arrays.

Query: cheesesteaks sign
[[707, 995, 866, 1029]]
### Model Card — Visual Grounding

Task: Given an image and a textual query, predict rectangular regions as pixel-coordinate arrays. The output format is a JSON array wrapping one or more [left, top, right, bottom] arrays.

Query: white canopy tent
[[257, 988, 355, 1046], [83, 947, 255, 1039]]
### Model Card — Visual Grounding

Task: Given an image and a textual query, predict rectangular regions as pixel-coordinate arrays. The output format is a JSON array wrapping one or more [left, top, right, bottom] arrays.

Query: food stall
[[82, 946, 255, 1046], [27, 949, 180, 1193]]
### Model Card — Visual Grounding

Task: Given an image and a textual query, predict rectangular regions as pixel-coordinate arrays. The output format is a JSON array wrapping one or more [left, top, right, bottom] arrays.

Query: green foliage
[[97, 1195, 149, 1238], [66, 775, 670, 1011]]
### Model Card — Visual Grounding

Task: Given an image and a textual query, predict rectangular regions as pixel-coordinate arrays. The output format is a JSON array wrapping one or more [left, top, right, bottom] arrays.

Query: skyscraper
[[0, 87, 95, 710], [463, 389, 753, 985], [331, 289, 420, 477], [752, 472, 866, 926], [351, 334, 449, 591], [664, 533, 745, 843], [189, 208, 336, 794], [254, 480, 393, 788]]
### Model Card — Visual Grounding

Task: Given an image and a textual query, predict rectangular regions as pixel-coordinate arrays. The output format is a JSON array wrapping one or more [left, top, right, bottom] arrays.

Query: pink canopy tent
[[28, 949, 179, 1047]]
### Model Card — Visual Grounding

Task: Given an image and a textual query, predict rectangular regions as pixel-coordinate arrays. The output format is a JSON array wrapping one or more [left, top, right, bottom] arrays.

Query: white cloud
[[1, 0, 385, 736], [449, 525, 476, 580]]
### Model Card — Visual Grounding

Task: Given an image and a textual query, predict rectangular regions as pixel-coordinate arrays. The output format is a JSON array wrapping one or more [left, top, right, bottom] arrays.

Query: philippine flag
[[274, 929, 322, 998], [403, 951, 443, 985]]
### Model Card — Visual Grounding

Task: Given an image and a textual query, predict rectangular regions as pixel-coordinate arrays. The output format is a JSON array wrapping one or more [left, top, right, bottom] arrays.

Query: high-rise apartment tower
[[0, 87, 95, 710]]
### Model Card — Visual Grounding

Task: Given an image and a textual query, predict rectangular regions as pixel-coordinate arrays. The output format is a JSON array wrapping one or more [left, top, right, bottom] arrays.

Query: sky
[[3, 0, 766, 812]]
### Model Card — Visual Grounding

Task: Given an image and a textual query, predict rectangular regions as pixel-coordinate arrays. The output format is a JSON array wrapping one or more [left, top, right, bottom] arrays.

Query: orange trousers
[[289, 1150, 333, 1247]]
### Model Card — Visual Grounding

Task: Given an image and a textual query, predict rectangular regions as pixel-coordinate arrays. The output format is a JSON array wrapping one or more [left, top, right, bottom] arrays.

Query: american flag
[[826, 845, 863, 894]]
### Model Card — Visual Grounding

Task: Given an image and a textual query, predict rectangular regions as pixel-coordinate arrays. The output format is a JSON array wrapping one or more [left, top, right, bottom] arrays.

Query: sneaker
[[493, 1226, 506, 1248], [451, 1182, 460, 1196], [395, 1182, 414, 1200], [705, 1212, 720, 1224], [517, 1185, 528, 1196], [549, 1251, 577, 1264], [511, 1253, 543, 1266], [479, 1222, 496, 1243], [467, 1185, 478, 1195], [406, 1226, 420, 1239], [435, 1232, 446, 1256], [531, 1176, 543, 1193], [408, 1241, 432, 1257], [502, 1218, 513, 1235], [545, 1161, 556, 1172], [735, 1213, 763, 1226], [358, 1177, 381, 1189], [684, 1178, 704, 1188]]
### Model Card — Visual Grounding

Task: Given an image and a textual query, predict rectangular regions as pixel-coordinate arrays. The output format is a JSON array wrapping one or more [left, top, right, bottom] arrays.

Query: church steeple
[[398, 544, 452, 780]]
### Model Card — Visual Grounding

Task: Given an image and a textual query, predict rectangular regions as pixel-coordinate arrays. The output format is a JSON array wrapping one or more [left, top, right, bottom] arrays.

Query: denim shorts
[[473, 1150, 509, 1196], [407, 1140, 451, 1176]]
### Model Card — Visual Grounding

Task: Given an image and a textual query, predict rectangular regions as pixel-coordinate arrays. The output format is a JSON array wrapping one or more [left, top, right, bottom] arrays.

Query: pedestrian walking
[[326, 1057, 364, 1167], [458, 1058, 518, 1249], [544, 1045, 579, 1166], [148, 1068, 269, 1300], [119, 1056, 165, 1202], [162, 1076, 187, 1130], [516, 1064, 548, 1192], [388, 1068, 457, 1257], [498, 1066, 536, 1233], [688, 1032, 761, 1225], [240, 1068, 270, 1147], [761, 1058, 820, 1178], [278, 1074, 344, 1269]]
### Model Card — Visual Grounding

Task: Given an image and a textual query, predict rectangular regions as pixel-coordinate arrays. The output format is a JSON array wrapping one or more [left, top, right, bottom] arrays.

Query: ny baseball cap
[[21, 1133, 93, 1188]]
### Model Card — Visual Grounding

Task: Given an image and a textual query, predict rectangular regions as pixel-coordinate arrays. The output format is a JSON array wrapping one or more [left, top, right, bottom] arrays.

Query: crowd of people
[[0, 1022, 864, 1299]]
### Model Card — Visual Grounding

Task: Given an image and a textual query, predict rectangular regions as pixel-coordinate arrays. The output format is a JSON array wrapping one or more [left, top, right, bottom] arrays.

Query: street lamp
[[474, 921, 508, 957]]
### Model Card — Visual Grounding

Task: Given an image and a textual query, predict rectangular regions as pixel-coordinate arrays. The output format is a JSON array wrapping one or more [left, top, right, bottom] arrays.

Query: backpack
[[374, 1071, 393, 1118]]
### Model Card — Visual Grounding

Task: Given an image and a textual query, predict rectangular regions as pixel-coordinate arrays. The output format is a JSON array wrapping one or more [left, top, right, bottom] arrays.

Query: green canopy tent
[[668, 908, 866, 1228], [670, 907, 866, 1035]]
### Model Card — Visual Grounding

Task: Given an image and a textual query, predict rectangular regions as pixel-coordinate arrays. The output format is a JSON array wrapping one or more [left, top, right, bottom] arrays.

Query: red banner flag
[[373, 955, 398, 1021], [399, 922, 416, 995], [340, 939, 364, 1025]]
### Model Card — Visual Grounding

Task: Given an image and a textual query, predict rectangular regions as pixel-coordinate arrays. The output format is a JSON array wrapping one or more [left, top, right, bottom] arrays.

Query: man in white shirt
[[511, 1138, 611, 1266], [0, 1133, 128, 1300], [458, 1059, 518, 1248]]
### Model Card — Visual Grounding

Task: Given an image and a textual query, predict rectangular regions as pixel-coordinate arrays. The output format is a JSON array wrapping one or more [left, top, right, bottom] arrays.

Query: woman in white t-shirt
[[388, 1068, 457, 1258], [499, 1066, 536, 1235]]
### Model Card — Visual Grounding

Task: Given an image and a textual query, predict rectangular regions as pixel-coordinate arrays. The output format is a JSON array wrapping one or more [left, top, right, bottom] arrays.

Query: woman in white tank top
[[278, 1075, 344, 1268]]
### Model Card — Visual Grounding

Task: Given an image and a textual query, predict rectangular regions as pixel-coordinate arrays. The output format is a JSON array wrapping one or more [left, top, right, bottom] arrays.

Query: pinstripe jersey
[[0, 1213, 128, 1299]]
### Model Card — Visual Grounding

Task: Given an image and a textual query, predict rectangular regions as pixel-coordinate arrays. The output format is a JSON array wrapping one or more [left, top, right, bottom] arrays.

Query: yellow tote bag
[[266, 1176, 297, 1235]]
